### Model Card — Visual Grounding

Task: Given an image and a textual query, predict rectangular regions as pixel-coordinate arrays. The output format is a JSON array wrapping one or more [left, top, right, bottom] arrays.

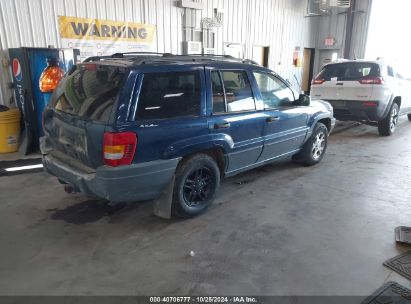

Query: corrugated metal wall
[[0, 0, 317, 106], [349, 0, 372, 60], [313, 0, 372, 73]]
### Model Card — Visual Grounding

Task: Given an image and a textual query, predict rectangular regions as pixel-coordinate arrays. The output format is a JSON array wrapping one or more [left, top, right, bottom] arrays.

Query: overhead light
[[5, 164, 43, 172]]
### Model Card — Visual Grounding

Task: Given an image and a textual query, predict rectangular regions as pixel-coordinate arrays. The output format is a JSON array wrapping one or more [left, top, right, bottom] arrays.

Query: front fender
[[306, 112, 334, 139]]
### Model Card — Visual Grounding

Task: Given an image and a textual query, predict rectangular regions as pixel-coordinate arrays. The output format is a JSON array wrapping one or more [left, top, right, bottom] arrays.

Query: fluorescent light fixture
[[5, 164, 43, 172]]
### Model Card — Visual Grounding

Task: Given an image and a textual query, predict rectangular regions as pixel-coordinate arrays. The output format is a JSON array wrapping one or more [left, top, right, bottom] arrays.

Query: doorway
[[252, 46, 269, 67], [301, 48, 315, 94]]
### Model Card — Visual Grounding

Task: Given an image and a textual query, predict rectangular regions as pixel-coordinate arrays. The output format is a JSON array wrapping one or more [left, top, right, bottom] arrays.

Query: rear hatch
[[311, 62, 381, 102], [43, 63, 128, 170]]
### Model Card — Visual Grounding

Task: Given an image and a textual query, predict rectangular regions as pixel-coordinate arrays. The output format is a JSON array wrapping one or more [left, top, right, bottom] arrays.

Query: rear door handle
[[336, 82, 344, 86], [266, 116, 280, 123], [214, 122, 231, 129]]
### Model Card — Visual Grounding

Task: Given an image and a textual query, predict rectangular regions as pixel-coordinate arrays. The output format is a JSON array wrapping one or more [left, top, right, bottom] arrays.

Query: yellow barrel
[[0, 108, 21, 153]]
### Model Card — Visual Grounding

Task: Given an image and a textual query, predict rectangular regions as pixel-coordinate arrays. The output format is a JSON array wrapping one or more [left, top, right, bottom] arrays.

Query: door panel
[[209, 113, 266, 171], [259, 107, 308, 161], [206, 68, 266, 173], [251, 71, 308, 161]]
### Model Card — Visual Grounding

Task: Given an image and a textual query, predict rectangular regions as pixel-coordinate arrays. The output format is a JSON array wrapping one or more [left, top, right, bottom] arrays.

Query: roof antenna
[[293, 74, 301, 89]]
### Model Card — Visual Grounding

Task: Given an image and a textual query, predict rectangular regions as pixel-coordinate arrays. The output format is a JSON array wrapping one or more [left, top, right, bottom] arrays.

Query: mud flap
[[153, 175, 175, 219]]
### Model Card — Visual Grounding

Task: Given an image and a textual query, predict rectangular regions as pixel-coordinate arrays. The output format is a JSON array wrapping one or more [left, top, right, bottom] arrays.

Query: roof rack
[[83, 55, 113, 62], [83, 52, 259, 65], [111, 52, 173, 58], [165, 54, 234, 58], [156, 54, 259, 65], [83, 52, 170, 62], [242, 59, 259, 65]]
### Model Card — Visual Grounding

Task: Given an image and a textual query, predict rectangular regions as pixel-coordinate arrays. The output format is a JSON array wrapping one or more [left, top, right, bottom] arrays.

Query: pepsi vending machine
[[9, 47, 80, 154]]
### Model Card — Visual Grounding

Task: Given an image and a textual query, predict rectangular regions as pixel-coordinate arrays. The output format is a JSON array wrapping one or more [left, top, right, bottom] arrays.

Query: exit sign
[[324, 37, 336, 46]]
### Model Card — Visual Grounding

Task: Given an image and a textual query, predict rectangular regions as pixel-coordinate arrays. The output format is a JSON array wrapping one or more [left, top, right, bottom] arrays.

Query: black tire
[[172, 154, 220, 218], [408, 114, 411, 122], [378, 103, 399, 136], [293, 122, 328, 166]]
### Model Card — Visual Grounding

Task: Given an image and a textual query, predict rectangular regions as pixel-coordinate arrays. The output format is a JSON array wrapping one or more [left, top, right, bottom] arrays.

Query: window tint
[[137, 71, 201, 120], [211, 71, 226, 113], [253, 72, 295, 108], [318, 62, 380, 81], [211, 70, 256, 114], [221, 71, 255, 112], [51, 65, 125, 122]]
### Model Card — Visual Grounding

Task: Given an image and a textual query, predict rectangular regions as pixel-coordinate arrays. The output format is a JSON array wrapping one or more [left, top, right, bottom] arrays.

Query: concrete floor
[[1, 120, 411, 296]]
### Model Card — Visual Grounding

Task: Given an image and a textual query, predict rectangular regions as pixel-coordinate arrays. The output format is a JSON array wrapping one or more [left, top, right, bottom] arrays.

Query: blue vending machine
[[8, 47, 80, 154]]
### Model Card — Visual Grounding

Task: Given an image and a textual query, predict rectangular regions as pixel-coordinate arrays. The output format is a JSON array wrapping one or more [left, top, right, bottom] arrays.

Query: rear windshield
[[318, 62, 380, 81], [50, 64, 126, 122]]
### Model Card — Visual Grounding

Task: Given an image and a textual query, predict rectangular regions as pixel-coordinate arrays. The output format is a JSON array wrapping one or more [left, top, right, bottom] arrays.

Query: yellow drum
[[0, 108, 21, 153]]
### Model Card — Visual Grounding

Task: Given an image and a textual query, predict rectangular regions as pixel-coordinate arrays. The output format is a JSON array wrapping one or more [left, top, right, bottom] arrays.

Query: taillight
[[103, 132, 137, 167], [359, 77, 385, 85], [312, 78, 325, 85]]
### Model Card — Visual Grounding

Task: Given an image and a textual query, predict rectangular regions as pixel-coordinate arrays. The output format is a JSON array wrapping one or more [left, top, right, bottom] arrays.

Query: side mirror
[[297, 94, 310, 106]]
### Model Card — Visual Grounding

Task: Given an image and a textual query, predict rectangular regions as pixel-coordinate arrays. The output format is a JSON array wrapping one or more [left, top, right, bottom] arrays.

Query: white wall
[[0, 0, 317, 106], [365, 0, 411, 78]]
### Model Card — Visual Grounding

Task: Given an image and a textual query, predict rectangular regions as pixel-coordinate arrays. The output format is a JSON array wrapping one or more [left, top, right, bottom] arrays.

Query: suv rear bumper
[[42, 154, 181, 203], [326, 100, 387, 124]]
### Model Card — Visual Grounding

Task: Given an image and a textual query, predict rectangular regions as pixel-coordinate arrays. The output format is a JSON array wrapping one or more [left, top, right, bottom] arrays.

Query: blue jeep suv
[[41, 53, 335, 218]]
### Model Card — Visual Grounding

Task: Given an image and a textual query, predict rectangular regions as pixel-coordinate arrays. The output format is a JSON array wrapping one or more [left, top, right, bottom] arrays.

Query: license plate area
[[52, 117, 88, 161], [59, 127, 86, 153]]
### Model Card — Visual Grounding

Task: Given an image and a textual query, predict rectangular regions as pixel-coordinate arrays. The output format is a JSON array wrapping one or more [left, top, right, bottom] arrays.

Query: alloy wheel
[[390, 107, 399, 132], [312, 132, 326, 160], [182, 166, 213, 207]]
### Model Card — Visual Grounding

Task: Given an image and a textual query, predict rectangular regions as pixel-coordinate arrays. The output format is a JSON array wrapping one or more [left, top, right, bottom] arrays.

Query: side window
[[211, 71, 226, 114], [253, 72, 295, 109], [387, 66, 394, 77], [211, 70, 256, 114], [136, 71, 201, 120]]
